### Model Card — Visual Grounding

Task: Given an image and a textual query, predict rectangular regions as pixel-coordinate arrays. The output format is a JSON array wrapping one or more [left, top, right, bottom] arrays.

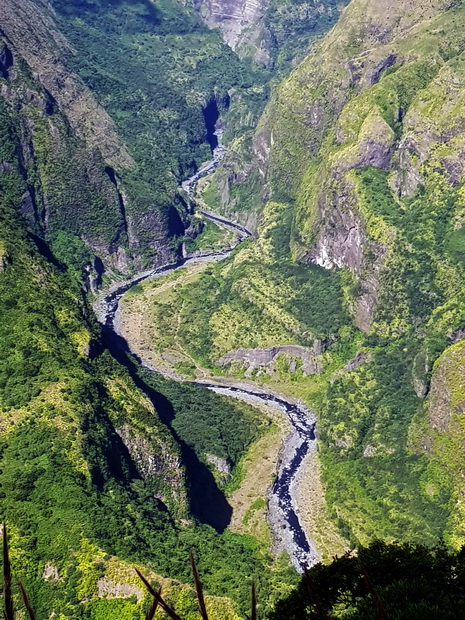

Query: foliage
[[184, 220, 234, 254], [151, 0, 465, 557], [0, 196, 296, 616], [135, 367, 265, 469], [147, 201, 350, 374], [269, 540, 465, 619], [43, 0, 265, 252], [265, 0, 347, 73]]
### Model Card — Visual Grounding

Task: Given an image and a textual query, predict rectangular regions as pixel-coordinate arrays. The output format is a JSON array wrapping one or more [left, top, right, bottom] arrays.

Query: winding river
[[94, 135, 319, 571]]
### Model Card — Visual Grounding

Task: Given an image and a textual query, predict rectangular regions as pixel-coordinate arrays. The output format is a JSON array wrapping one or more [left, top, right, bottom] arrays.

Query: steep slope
[[270, 540, 465, 619], [189, 0, 350, 232], [0, 135, 189, 615], [261, 0, 465, 545], [0, 37, 130, 275], [191, 0, 344, 68], [137, 0, 465, 552], [0, 0, 263, 274]]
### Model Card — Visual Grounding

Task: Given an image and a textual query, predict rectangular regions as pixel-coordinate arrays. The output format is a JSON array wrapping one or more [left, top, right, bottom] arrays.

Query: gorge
[[3, 0, 465, 616], [96, 145, 320, 569]]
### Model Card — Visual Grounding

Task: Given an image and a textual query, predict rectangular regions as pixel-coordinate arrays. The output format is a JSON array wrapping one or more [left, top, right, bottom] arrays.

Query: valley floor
[[116, 261, 348, 561]]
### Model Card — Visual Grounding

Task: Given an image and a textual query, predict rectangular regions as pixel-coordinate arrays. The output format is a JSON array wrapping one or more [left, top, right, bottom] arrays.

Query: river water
[[94, 134, 320, 571], [181, 128, 226, 196]]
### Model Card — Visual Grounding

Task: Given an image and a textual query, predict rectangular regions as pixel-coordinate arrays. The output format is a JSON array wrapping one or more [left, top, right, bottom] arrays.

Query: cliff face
[[1, 0, 134, 171], [160, 0, 465, 551], [191, 0, 345, 67], [256, 0, 465, 546], [0, 38, 131, 274], [193, 0, 347, 228], [0, 0, 177, 274], [257, 0, 457, 327], [192, 0, 272, 65], [0, 195, 190, 615], [0, 83, 270, 614]]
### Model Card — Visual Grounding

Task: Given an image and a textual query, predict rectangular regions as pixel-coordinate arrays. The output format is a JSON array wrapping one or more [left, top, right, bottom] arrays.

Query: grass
[[185, 219, 235, 254]]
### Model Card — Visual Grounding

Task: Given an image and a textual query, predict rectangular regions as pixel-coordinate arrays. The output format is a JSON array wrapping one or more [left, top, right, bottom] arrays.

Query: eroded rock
[[428, 340, 465, 432], [116, 424, 186, 512], [217, 344, 325, 377], [97, 578, 143, 601]]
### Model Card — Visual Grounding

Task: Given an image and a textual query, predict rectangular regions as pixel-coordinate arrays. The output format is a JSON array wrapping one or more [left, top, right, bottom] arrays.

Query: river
[[94, 134, 320, 571], [181, 127, 226, 196]]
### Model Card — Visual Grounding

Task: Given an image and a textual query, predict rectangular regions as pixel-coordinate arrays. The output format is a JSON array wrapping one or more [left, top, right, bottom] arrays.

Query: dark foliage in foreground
[[270, 540, 465, 619], [2, 524, 256, 620]]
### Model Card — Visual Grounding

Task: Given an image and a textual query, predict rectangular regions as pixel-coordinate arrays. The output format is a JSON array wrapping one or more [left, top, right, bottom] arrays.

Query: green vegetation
[[0, 92, 296, 616], [41, 0, 267, 258], [6, 0, 465, 615], [184, 219, 235, 254], [0, 50, 127, 262], [134, 366, 267, 477], [261, 1, 465, 551], [0, 195, 299, 617], [270, 540, 465, 619], [7, 532, 465, 619], [265, 0, 347, 72], [243, 498, 267, 526], [148, 201, 350, 372], [138, 0, 465, 558]]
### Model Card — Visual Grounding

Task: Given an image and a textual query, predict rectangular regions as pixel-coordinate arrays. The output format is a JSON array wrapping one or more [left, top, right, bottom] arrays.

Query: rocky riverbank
[[94, 130, 321, 570]]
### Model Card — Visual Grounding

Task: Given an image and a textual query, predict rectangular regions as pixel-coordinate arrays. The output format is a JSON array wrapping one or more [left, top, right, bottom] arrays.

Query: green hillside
[[0, 74, 294, 618], [3, 0, 465, 617]]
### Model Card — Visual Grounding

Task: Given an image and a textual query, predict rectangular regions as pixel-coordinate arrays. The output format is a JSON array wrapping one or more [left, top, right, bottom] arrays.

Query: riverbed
[[94, 135, 320, 571]]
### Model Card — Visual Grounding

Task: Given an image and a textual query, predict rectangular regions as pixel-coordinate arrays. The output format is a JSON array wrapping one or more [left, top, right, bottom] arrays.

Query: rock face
[[245, 0, 454, 331], [185, 0, 465, 552], [205, 453, 232, 485], [97, 578, 143, 602], [0, 1, 191, 274], [117, 424, 187, 514], [0, 53, 130, 269], [192, 0, 271, 65], [428, 341, 465, 433], [307, 199, 363, 272], [217, 344, 325, 377], [42, 563, 59, 582], [412, 352, 430, 399], [290, 111, 396, 332], [1, 0, 133, 171]]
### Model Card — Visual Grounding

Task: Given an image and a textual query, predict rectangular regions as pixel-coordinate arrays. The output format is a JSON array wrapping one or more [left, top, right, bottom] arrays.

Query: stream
[[94, 133, 319, 571], [181, 128, 226, 196]]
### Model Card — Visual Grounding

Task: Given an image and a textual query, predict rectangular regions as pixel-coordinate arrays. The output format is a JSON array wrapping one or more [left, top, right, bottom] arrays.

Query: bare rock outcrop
[[217, 343, 325, 377], [298, 110, 395, 330], [116, 424, 187, 513], [97, 578, 143, 601], [191, 0, 271, 65], [428, 340, 465, 432]]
